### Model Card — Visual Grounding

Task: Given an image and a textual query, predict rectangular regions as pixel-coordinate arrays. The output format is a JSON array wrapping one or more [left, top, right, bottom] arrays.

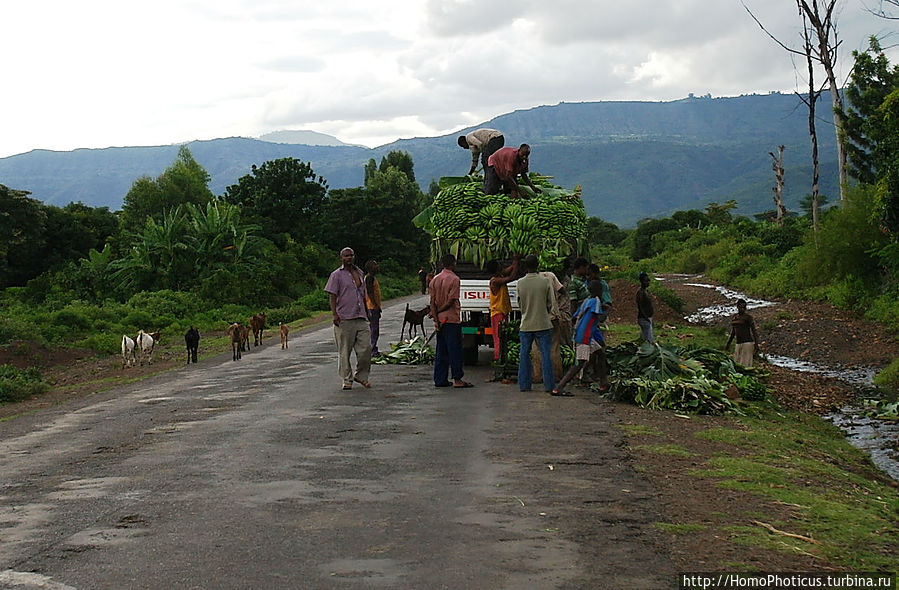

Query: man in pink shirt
[[429, 254, 472, 388], [485, 144, 542, 198], [324, 247, 372, 390]]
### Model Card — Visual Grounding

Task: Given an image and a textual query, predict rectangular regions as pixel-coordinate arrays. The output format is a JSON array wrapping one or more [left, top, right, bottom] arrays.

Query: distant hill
[[0, 94, 839, 228], [256, 129, 362, 147]]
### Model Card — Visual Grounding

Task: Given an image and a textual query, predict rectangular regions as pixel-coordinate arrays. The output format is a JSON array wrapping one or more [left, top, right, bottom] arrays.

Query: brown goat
[[401, 303, 431, 341], [250, 313, 266, 347]]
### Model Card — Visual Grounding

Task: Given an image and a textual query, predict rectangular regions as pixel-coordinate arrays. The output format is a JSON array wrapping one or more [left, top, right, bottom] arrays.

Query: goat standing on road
[[185, 327, 200, 364], [401, 303, 431, 341], [227, 323, 242, 361], [135, 330, 155, 366], [250, 313, 266, 347], [279, 323, 290, 349], [121, 335, 136, 368]]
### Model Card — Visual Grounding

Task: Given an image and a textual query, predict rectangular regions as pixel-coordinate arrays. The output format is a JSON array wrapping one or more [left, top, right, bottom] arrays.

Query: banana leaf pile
[[412, 174, 587, 268], [860, 398, 899, 420], [605, 341, 770, 414], [372, 336, 435, 365]]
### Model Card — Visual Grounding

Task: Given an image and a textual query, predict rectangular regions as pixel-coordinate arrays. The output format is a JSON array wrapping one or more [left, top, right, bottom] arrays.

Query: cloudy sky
[[2, 0, 896, 158]]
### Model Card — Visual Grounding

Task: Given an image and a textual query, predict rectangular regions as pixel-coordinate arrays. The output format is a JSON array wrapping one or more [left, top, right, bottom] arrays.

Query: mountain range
[[0, 93, 839, 228]]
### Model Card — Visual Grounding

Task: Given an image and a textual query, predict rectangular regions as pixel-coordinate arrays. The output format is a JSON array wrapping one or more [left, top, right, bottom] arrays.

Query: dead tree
[[770, 145, 787, 226], [743, 0, 847, 204], [864, 0, 899, 18], [798, 0, 847, 204], [799, 12, 824, 238]]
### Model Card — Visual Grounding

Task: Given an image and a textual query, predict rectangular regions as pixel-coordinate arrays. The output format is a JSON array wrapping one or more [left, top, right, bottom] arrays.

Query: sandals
[[342, 384, 353, 390], [550, 389, 574, 397], [354, 378, 372, 388], [453, 381, 474, 388]]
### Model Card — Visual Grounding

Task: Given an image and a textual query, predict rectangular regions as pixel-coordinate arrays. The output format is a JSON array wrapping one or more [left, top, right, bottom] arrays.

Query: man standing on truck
[[485, 144, 543, 199], [516, 254, 556, 393], [429, 254, 473, 388], [458, 128, 504, 176]]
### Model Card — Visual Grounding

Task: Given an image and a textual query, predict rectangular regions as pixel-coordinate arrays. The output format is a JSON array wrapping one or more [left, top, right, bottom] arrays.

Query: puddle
[[683, 282, 776, 323], [826, 410, 899, 482], [763, 354, 877, 387], [676, 277, 898, 482]]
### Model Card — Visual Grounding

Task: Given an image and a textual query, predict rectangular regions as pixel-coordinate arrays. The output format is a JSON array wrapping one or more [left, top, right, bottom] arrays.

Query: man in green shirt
[[568, 257, 590, 315], [516, 255, 556, 393]]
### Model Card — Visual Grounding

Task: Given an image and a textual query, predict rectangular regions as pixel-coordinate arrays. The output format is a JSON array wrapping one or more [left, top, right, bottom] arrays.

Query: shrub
[[873, 357, 899, 394], [74, 333, 120, 355], [265, 304, 311, 326], [0, 316, 41, 346], [865, 294, 899, 333], [0, 364, 49, 403], [51, 309, 91, 331], [127, 290, 206, 318], [297, 288, 330, 312], [123, 310, 154, 330], [653, 282, 685, 313]]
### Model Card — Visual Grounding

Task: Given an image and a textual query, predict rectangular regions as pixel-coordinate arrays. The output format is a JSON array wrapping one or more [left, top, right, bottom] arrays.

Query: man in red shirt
[[485, 144, 542, 198], [429, 253, 472, 388]]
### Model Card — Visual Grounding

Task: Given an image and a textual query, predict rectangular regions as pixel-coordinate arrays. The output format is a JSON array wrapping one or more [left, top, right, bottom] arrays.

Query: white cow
[[121, 335, 136, 368], [135, 330, 155, 366]]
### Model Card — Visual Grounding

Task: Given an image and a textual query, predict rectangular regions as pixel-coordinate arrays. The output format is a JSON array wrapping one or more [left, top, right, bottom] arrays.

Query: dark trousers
[[367, 308, 381, 353], [480, 134, 505, 170], [434, 322, 463, 385], [484, 165, 502, 195]]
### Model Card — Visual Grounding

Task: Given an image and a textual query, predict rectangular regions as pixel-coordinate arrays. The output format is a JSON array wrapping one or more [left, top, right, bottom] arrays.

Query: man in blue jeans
[[516, 254, 555, 392], [429, 254, 473, 388]]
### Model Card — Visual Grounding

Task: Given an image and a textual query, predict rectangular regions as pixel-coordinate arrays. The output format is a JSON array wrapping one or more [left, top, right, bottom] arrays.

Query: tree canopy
[[222, 157, 329, 247], [119, 146, 214, 234]]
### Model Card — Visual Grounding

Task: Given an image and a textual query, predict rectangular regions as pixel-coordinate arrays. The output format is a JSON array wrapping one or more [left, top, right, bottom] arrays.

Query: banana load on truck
[[412, 174, 588, 269]]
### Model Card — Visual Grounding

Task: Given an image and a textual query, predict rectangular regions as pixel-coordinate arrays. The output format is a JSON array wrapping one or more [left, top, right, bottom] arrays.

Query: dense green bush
[[265, 304, 311, 326], [0, 315, 42, 346], [75, 333, 121, 355], [865, 294, 899, 332], [873, 358, 899, 393], [127, 290, 206, 318], [0, 365, 49, 403], [297, 288, 330, 312]]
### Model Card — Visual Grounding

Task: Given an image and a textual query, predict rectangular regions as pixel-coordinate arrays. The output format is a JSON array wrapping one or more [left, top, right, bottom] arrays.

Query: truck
[[413, 175, 587, 364]]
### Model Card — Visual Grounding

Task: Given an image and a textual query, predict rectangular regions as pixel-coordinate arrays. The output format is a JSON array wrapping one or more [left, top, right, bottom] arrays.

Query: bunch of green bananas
[[506, 342, 521, 366], [561, 345, 576, 368], [427, 175, 588, 264]]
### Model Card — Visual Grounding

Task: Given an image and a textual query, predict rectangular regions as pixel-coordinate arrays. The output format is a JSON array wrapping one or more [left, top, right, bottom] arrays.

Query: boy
[[552, 280, 608, 396], [725, 299, 761, 367]]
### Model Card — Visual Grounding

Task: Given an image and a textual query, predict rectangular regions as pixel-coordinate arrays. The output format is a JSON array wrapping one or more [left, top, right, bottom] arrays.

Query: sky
[[2, 0, 897, 159]]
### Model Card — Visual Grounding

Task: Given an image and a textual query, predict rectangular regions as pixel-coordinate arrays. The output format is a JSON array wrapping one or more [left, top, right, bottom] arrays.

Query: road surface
[[0, 296, 673, 589]]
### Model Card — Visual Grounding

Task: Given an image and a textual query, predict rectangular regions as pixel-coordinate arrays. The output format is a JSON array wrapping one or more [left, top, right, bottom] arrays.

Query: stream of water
[[678, 279, 899, 482]]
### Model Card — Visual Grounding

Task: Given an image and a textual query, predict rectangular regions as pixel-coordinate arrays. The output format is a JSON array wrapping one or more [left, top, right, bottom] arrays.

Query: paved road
[[0, 296, 673, 589]]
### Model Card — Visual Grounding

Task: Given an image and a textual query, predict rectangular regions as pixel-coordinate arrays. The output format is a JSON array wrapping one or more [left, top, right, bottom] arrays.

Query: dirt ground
[[3, 276, 899, 573]]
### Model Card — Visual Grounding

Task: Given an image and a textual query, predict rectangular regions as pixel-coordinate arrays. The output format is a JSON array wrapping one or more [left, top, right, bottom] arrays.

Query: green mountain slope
[[0, 93, 839, 228]]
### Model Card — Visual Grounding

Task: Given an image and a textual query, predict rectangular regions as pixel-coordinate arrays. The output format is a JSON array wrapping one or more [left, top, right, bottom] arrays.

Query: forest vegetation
[[1, 39, 898, 401]]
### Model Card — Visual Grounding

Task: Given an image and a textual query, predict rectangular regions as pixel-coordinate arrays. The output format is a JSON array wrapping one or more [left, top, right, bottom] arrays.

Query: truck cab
[[455, 263, 521, 365]]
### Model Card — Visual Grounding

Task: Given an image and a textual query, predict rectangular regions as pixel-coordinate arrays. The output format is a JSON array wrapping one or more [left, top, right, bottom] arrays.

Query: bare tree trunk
[[800, 14, 823, 241], [770, 145, 787, 226], [798, 0, 847, 203]]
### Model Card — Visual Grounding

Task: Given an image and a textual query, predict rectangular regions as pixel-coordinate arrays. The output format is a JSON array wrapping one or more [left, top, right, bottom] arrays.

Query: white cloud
[[0, 0, 896, 157]]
